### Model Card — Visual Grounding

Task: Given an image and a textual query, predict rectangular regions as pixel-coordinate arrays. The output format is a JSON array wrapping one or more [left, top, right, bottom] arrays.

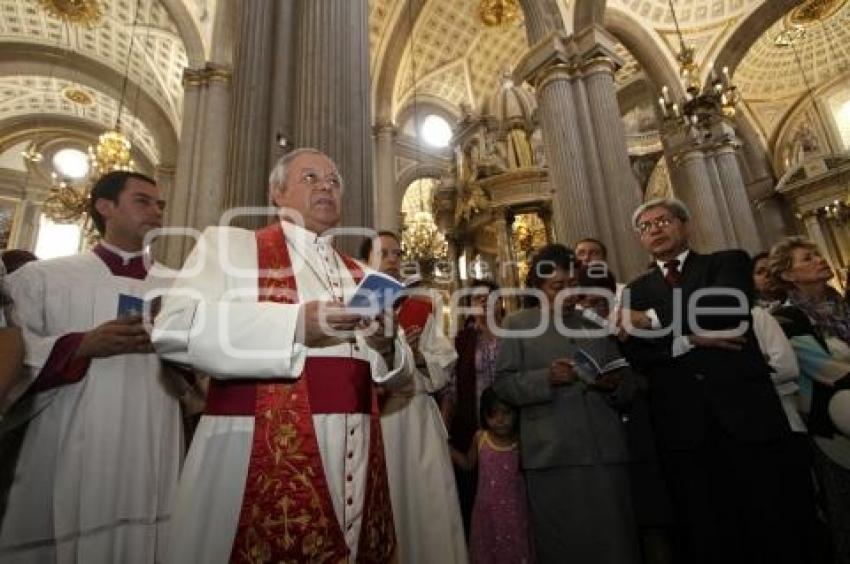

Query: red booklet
[[398, 297, 433, 332]]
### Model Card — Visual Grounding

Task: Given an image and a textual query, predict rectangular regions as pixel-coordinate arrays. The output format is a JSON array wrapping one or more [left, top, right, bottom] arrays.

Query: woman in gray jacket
[[493, 244, 641, 564]]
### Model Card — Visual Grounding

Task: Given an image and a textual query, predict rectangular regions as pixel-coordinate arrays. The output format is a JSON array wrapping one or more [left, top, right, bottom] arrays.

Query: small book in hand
[[346, 272, 404, 316], [398, 297, 433, 332], [117, 294, 144, 319], [572, 348, 629, 384]]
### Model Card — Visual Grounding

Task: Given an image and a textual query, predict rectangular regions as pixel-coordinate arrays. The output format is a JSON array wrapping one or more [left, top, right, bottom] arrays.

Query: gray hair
[[268, 148, 342, 204], [631, 197, 691, 228]]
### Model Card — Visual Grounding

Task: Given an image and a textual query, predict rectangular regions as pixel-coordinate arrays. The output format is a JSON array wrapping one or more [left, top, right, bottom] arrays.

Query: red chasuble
[[215, 223, 395, 563]]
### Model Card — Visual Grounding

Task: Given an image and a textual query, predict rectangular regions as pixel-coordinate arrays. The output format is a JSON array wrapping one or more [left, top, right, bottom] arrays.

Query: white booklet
[[572, 348, 630, 383]]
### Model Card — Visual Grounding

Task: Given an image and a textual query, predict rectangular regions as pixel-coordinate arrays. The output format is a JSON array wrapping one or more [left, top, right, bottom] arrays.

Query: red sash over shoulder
[[218, 223, 395, 563]]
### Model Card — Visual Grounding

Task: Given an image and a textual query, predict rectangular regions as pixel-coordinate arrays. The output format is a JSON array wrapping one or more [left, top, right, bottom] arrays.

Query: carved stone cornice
[[373, 122, 397, 137], [183, 63, 233, 87], [513, 31, 576, 88], [513, 25, 624, 89]]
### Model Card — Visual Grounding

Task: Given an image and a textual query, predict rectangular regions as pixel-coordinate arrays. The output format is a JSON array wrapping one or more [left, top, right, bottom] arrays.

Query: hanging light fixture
[[399, 1, 449, 277], [402, 180, 449, 265], [657, 0, 741, 129], [45, 0, 142, 225], [478, 0, 521, 27]]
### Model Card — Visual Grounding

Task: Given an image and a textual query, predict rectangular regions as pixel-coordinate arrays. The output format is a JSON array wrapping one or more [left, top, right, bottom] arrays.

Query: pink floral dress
[[469, 431, 535, 564]]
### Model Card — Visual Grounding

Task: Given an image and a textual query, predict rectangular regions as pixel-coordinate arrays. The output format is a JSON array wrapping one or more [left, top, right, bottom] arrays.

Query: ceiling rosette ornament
[[37, 0, 103, 27]]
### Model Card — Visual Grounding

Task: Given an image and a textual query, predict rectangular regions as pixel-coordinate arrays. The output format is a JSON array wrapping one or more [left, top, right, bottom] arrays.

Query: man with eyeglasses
[[618, 198, 806, 564], [153, 148, 408, 563]]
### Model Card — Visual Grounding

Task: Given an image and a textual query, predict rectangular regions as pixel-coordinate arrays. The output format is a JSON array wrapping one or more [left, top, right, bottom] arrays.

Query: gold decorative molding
[[62, 87, 94, 106], [478, 0, 521, 27], [788, 0, 847, 26], [37, 0, 102, 27], [535, 63, 577, 91], [183, 65, 233, 87]]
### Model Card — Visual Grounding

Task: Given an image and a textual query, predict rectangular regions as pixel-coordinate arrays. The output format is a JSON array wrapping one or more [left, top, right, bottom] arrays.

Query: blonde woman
[[769, 237, 850, 563]]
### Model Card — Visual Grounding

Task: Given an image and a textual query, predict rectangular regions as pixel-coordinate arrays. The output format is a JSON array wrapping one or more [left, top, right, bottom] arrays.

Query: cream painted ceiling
[[382, 0, 643, 120], [0, 0, 188, 129], [736, 1, 850, 142], [390, 1, 529, 118], [372, 0, 850, 155], [374, 0, 766, 122], [0, 75, 158, 163]]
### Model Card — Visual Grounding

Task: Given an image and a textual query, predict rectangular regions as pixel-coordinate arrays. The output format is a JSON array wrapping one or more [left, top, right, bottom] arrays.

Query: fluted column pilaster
[[804, 215, 842, 274], [672, 148, 728, 252], [223, 0, 277, 226], [713, 142, 763, 254], [374, 123, 399, 232], [163, 65, 232, 267], [703, 151, 736, 245], [523, 61, 595, 247], [294, 0, 373, 250], [582, 55, 645, 279]]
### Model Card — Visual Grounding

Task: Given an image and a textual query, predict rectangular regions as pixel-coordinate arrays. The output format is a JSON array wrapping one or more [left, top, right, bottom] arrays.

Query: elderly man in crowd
[[618, 197, 807, 564], [153, 148, 409, 563]]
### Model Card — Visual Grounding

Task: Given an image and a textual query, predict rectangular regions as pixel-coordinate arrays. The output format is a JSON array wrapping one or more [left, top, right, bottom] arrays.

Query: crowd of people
[[0, 148, 849, 564]]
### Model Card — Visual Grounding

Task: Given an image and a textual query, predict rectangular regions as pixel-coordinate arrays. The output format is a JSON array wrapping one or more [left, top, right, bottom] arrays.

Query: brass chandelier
[[657, 0, 741, 129], [43, 0, 140, 225], [402, 209, 449, 264]]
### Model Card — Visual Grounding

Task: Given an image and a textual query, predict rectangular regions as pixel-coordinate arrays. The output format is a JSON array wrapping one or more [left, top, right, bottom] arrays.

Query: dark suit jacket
[[620, 250, 789, 450]]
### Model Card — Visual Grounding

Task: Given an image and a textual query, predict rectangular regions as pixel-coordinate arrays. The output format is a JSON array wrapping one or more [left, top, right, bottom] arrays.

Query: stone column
[[151, 164, 175, 262], [702, 152, 737, 243], [374, 122, 400, 232], [163, 65, 232, 268], [712, 138, 763, 254], [670, 146, 728, 252], [581, 54, 646, 279], [514, 34, 596, 250], [293, 0, 373, 251], [753, 195, 793, 249], [804, 215, 842, 274], [495, 211, 519, 291], [569, 68, 615, 253], [222, 0, 278, 227]]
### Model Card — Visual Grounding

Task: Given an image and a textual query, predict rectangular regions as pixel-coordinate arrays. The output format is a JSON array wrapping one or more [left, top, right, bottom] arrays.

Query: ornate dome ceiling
[[735, 0, 850, 141], [390, 0, 529, 117], [370, 0, 850, 160], [0, 75, 158, 163], [0, 0, 187, 128]]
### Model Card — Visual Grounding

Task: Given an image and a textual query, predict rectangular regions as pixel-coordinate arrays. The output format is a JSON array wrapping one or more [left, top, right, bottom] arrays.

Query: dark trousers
[[660, 422, 812, 564]]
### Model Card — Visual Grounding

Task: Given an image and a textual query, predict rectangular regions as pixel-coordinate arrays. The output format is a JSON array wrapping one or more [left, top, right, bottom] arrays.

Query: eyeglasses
[[299, 171, 341, 190], [635, 216, 675, 235]]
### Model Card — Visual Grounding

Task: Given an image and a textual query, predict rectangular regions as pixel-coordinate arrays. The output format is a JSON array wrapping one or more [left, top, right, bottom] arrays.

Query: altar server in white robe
[[361, 231, 468, 564], [152, 148, 409, 564], [0, 172, 183, 564]]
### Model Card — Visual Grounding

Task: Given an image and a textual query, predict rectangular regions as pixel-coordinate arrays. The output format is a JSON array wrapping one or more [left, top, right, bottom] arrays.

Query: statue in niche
[[465, 136, 506, 182], [506, 128, 534, 169], [530, 127, 546, 167], [786, 120, 821, 170], [455, 184, 491, 223], [458, 102, 476, 126]]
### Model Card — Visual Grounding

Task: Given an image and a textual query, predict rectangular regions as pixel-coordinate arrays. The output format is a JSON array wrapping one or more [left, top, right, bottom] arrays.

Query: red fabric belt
[[205, 357, 372, 416]]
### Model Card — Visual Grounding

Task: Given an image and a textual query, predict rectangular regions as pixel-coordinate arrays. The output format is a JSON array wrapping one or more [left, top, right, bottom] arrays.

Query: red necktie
[[664, 259, 682, 287]]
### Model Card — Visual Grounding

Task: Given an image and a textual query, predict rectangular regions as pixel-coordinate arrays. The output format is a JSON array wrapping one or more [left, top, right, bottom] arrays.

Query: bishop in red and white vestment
[[153, 221, 407, 563]]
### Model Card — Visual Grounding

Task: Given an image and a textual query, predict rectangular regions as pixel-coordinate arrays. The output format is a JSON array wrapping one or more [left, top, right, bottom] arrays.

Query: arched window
[[420, 115, 452, 148]]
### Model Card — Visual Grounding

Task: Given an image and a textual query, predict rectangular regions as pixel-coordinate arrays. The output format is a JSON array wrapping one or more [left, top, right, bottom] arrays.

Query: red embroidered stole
[[228, 223, 395, 563]]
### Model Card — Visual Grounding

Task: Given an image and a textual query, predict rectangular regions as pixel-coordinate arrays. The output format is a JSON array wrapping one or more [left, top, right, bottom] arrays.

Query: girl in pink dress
[[452, 387, 534, 564]]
